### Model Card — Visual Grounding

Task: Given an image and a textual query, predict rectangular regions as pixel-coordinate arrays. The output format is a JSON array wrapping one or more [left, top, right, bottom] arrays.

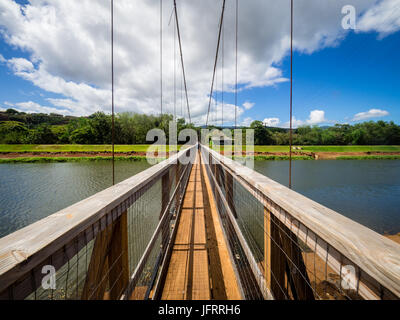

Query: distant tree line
[[1, 108, 399, 145], [0, 109, 195, 144], [248, 120, 400, 145]]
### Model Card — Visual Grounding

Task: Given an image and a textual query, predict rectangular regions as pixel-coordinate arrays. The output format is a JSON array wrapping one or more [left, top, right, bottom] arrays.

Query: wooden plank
[[225, 171, 237, 218], [264, 208, 272, 292], [81, 225, 113, 300], [203, 145, 400, 298], [108, 211, 129, 299], [161, 154, 216, 300], [0, 146, 196, 295], [268, 215, 286, 299], [200, 154, 242, 300]]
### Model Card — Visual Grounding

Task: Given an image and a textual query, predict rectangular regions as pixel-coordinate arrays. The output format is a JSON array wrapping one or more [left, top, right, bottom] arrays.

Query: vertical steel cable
[[289, 0, 293, 189], [111, 0, 115, 185], [205, 0, 226, 127], [235, 0, 238, 129], [174, 12, 177, 121], [222, 20, 224, 128], [215, 65, 218, 126], [160, 0, 163, 116], [181, 64, 183, 118], [174, 0, 192, 123]]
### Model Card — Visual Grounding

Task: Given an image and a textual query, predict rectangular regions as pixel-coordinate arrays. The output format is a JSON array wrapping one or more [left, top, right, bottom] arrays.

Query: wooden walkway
[[161, 152, 241, 300]]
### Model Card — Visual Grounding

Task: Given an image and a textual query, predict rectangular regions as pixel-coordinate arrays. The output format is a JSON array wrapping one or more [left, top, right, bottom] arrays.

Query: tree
[[70, 126, 96, 144], [250, 121, 274, 145], [0, 121, 28, 144], [26, 125, 58, 144], [89, 112, 112, 144]]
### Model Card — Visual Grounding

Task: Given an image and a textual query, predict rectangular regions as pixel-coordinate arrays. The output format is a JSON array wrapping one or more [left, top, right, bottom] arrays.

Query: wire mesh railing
[[200, 144, 400, 300], [0, 145, 196, 300]]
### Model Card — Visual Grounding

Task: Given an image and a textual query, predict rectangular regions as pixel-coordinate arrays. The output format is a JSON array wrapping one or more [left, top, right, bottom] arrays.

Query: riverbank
[[1, 151, 400, 163], [1, 144, 400, 163]]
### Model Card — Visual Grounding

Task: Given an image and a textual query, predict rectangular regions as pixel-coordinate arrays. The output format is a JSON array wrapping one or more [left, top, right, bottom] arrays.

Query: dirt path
[[221, 151, 400, 159]]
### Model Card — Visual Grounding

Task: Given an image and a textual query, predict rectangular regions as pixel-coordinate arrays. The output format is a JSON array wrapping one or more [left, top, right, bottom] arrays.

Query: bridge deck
[[160, 152, 241, 300]]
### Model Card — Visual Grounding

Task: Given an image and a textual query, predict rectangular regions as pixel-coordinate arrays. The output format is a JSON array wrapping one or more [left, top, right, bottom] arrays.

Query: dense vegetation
[[1, 109, 400, 145], [0, 109, 195, 144], [249, 120, 400, 145]]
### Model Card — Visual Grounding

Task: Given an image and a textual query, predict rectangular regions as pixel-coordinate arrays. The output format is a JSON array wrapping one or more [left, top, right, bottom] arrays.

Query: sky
[[0, 0, 399, 127]]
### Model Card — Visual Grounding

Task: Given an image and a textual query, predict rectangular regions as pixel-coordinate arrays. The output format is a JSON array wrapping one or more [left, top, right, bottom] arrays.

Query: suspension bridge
[[0, 0, 399, 300], [0, 143, 399, 300]]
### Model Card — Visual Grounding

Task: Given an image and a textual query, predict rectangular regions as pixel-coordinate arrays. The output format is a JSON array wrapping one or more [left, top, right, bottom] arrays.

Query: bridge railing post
[[263, 207, 314, 300], [82, 210, 129, 300], [161, 170, 170, 250]]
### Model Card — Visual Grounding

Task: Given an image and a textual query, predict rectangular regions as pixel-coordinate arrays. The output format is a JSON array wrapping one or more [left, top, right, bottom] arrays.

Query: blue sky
[[227, 30, 400, 127], [0, 0, 399, 127]]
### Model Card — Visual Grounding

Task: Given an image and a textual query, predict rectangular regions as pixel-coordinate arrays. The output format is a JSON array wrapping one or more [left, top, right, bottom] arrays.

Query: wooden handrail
[[0, 145, 197, 295], [201, 144, 400, 299]]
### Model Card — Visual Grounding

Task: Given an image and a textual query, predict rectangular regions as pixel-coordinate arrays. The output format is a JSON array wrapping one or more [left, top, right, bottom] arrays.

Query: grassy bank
[[242, 145, 400, 153], [0, 144, 180, 153], [0, 155, 154, 164], [0, 144, 400, 153], [336, 155, 400, 160], [2, 144, 400, 153], [253, 155, 313, 161]]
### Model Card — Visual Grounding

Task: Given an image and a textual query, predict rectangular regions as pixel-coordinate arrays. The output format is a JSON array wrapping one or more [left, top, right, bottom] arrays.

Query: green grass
[[0, 144, 181, 153], [221, 145, 400, 153], [300, 145, 400, 152], [253, 155, 313, 161], [336, 155, 400, 160], [0, 156, 155, 164], [1, 144, 399, 153]]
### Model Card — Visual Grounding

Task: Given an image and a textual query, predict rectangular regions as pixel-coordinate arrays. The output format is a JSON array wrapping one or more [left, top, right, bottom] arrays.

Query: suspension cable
[[235, 0, 238, 129], [174, 6, 177, 121], [174, 0, 192, 123], [289, 0, 293, 189], [205, 0, 226, 127], [111, 0, 115, 185], [160, 0, 163, 116], [222, 20, 224, 128]]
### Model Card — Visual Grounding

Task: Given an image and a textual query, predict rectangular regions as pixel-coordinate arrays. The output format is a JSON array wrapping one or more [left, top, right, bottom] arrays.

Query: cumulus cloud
[[263, 117, 280, 127], [4, 101, 71, 115], [284, 110, 329, 128], [243, 102, 255, 110], [307, 110, 327, 125], [357, 0, 400, 37], [0, 0, 397, 123], [241, 117, 253, 127], [352, 109, 389, 121]]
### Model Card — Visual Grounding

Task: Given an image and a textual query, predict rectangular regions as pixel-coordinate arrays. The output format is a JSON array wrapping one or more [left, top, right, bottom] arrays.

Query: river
[[0, 160, 399, 238]]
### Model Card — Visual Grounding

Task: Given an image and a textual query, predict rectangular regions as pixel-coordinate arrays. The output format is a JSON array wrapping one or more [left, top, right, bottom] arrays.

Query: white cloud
[[284, 109, 329, 128], [0, 54, 6, 63], [7, 57, 34, 73], [307, 110, 327, 125], [357, 0, 400, 37], [0, 0, 397, 122], [352, 109, 389, 121], [241, 117, 253, 127], [263, 117, 280, 127], [9, 101, 71, 115], [243, 102, 255, 110], [205, 102, 244, 126]]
